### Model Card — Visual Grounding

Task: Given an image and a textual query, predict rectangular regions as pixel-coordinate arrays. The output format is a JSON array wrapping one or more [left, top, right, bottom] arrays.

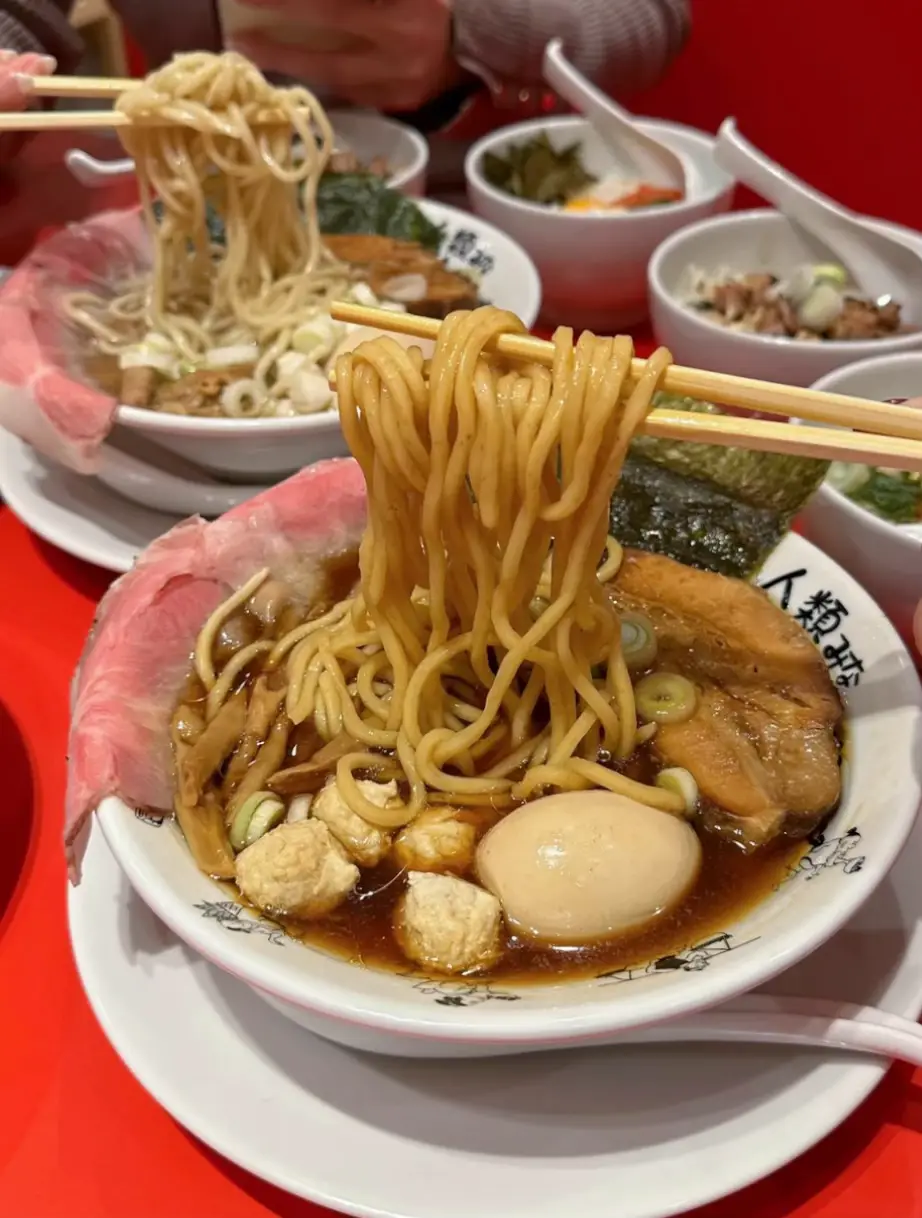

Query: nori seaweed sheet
[[610, 395, 830, 579], [152, 172, 444, 252], [610, 454, 789, 578]]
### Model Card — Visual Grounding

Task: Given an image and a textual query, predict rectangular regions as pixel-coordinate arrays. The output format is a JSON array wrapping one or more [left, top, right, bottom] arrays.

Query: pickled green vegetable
[[482, 134, 596, 205], [847, 468, 922, 524]]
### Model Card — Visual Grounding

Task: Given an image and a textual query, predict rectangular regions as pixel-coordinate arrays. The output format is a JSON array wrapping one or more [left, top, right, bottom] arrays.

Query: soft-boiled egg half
[[476, 790, 701, 943]]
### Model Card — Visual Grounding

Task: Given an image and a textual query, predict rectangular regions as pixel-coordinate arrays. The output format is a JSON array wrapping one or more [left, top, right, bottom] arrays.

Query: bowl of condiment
[[797, 352, 922, 645], [648, 210, 922, 387], [464, 115, 734, 331]]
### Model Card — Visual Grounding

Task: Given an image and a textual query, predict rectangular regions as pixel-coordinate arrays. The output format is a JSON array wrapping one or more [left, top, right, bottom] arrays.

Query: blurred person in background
[[0, 0, 690, 135]]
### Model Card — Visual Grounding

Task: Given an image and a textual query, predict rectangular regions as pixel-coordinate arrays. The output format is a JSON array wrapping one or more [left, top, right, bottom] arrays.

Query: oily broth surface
[[178, 547, 812, 983]]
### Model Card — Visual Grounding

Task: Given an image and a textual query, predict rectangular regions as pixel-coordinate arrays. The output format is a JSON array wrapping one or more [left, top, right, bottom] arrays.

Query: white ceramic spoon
[[714, 117, 922, 303], [624, 993, 922, 1067], [542, 38, 692, 195], [66, 148, 134, 186]]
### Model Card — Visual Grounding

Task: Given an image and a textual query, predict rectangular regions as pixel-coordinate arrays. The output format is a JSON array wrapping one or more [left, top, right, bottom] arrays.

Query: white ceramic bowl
[[102, 200, 541, 484], [649, 209, 922, 387], [66, 109, 430, 196], [464, 115, 734, 332], [93, 530, 922, 1058], [798, 352, 922, 645]]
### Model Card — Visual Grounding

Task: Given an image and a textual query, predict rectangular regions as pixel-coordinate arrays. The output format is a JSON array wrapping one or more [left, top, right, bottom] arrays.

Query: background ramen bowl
[[66, 109, 431, 197], [649, 209, 922, 387], [93, 531, 922, 1058], [464, 115, 734, 332], [797, 352, 922, 647], [107, 200, 541, 486]]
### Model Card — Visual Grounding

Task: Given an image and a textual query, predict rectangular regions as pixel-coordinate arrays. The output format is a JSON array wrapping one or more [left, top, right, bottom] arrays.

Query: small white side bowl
[[328, 111, 428, 197], [94, 530, 922, 1058], [798, 352, 922, 645], [465, 115, 734, 331], [109, 200, 541, 484], [649, 209, 922, 386], [66, 109, 430, 196]]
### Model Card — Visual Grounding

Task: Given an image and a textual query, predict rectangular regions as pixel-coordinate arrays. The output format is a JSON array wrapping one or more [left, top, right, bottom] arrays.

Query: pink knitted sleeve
[[453, 0, 690, 97]]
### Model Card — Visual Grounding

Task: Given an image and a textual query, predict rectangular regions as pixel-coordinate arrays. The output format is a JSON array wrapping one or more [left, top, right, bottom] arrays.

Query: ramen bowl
[[93, 529, 922, 1058], [649, 210, 922, 387], [464, 115, 734, 332], [797, 353, 922, 647], [110, 200, 541, 486]]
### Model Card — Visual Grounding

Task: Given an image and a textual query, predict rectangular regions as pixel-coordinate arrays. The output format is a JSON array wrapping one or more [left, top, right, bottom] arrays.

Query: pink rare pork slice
[[0, 208, 148, 473], [65, 458, 367, 881]]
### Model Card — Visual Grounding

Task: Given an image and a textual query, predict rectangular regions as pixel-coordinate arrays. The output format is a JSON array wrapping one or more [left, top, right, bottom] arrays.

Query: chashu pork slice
[[608, 549, 843, 847], [65, 458, 367, 882]]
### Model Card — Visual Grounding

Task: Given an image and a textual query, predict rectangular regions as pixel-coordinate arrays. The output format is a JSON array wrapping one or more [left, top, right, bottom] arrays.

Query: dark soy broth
[[266, 788, 807, 985], [192, 547, 813, 984]]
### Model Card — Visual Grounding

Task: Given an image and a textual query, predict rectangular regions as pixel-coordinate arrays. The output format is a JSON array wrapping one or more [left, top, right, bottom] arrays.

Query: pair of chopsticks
[[0, 73, 134, 131], [330, 302, 922, 473], [0, 73, 288, 130]]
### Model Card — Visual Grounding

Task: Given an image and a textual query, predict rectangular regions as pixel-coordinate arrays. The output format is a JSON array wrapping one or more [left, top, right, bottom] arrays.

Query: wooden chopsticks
[[0, 73, 286, 130], [0, 72, 136, 130], [329, 301, 922, 473], [26, 74, 136, 99]]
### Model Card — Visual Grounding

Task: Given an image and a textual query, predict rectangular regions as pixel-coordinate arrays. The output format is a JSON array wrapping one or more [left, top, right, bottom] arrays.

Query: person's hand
[[228, 0, 463, 112], [0, 51, 56, 111]]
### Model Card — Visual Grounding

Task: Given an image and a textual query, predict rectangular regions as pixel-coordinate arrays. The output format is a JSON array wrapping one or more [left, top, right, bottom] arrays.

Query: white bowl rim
[[112, 197, 542, 438], [648, 207, 922, 357], [808, 350, 922, 544], [325, 109, 429, 190], [94, 529, 922, 1045], [464, 113, 732, 224]]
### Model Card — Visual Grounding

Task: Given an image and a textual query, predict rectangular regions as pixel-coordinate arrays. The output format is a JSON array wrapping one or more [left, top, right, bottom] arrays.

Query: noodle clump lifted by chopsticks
[[194, 306, 683, 831], [64, 52, 353, 411]]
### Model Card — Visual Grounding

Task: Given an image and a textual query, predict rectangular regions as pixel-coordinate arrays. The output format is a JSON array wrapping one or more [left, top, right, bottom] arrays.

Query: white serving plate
[[0, 429, 181, 572], [90, 527, 922, 1057]]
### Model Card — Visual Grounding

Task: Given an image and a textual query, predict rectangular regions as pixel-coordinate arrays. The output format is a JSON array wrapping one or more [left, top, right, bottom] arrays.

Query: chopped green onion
[[229, 791, 286, 852], [812, 263, 848, 286], [287, 795, 313, 823], [620, 611, 658, 671], [655, 767, 699, 814], [635, 672, 698, 725], [204, 343, 259, 370], [827, 461, 872, 496], [118, 348, 179, 377]]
